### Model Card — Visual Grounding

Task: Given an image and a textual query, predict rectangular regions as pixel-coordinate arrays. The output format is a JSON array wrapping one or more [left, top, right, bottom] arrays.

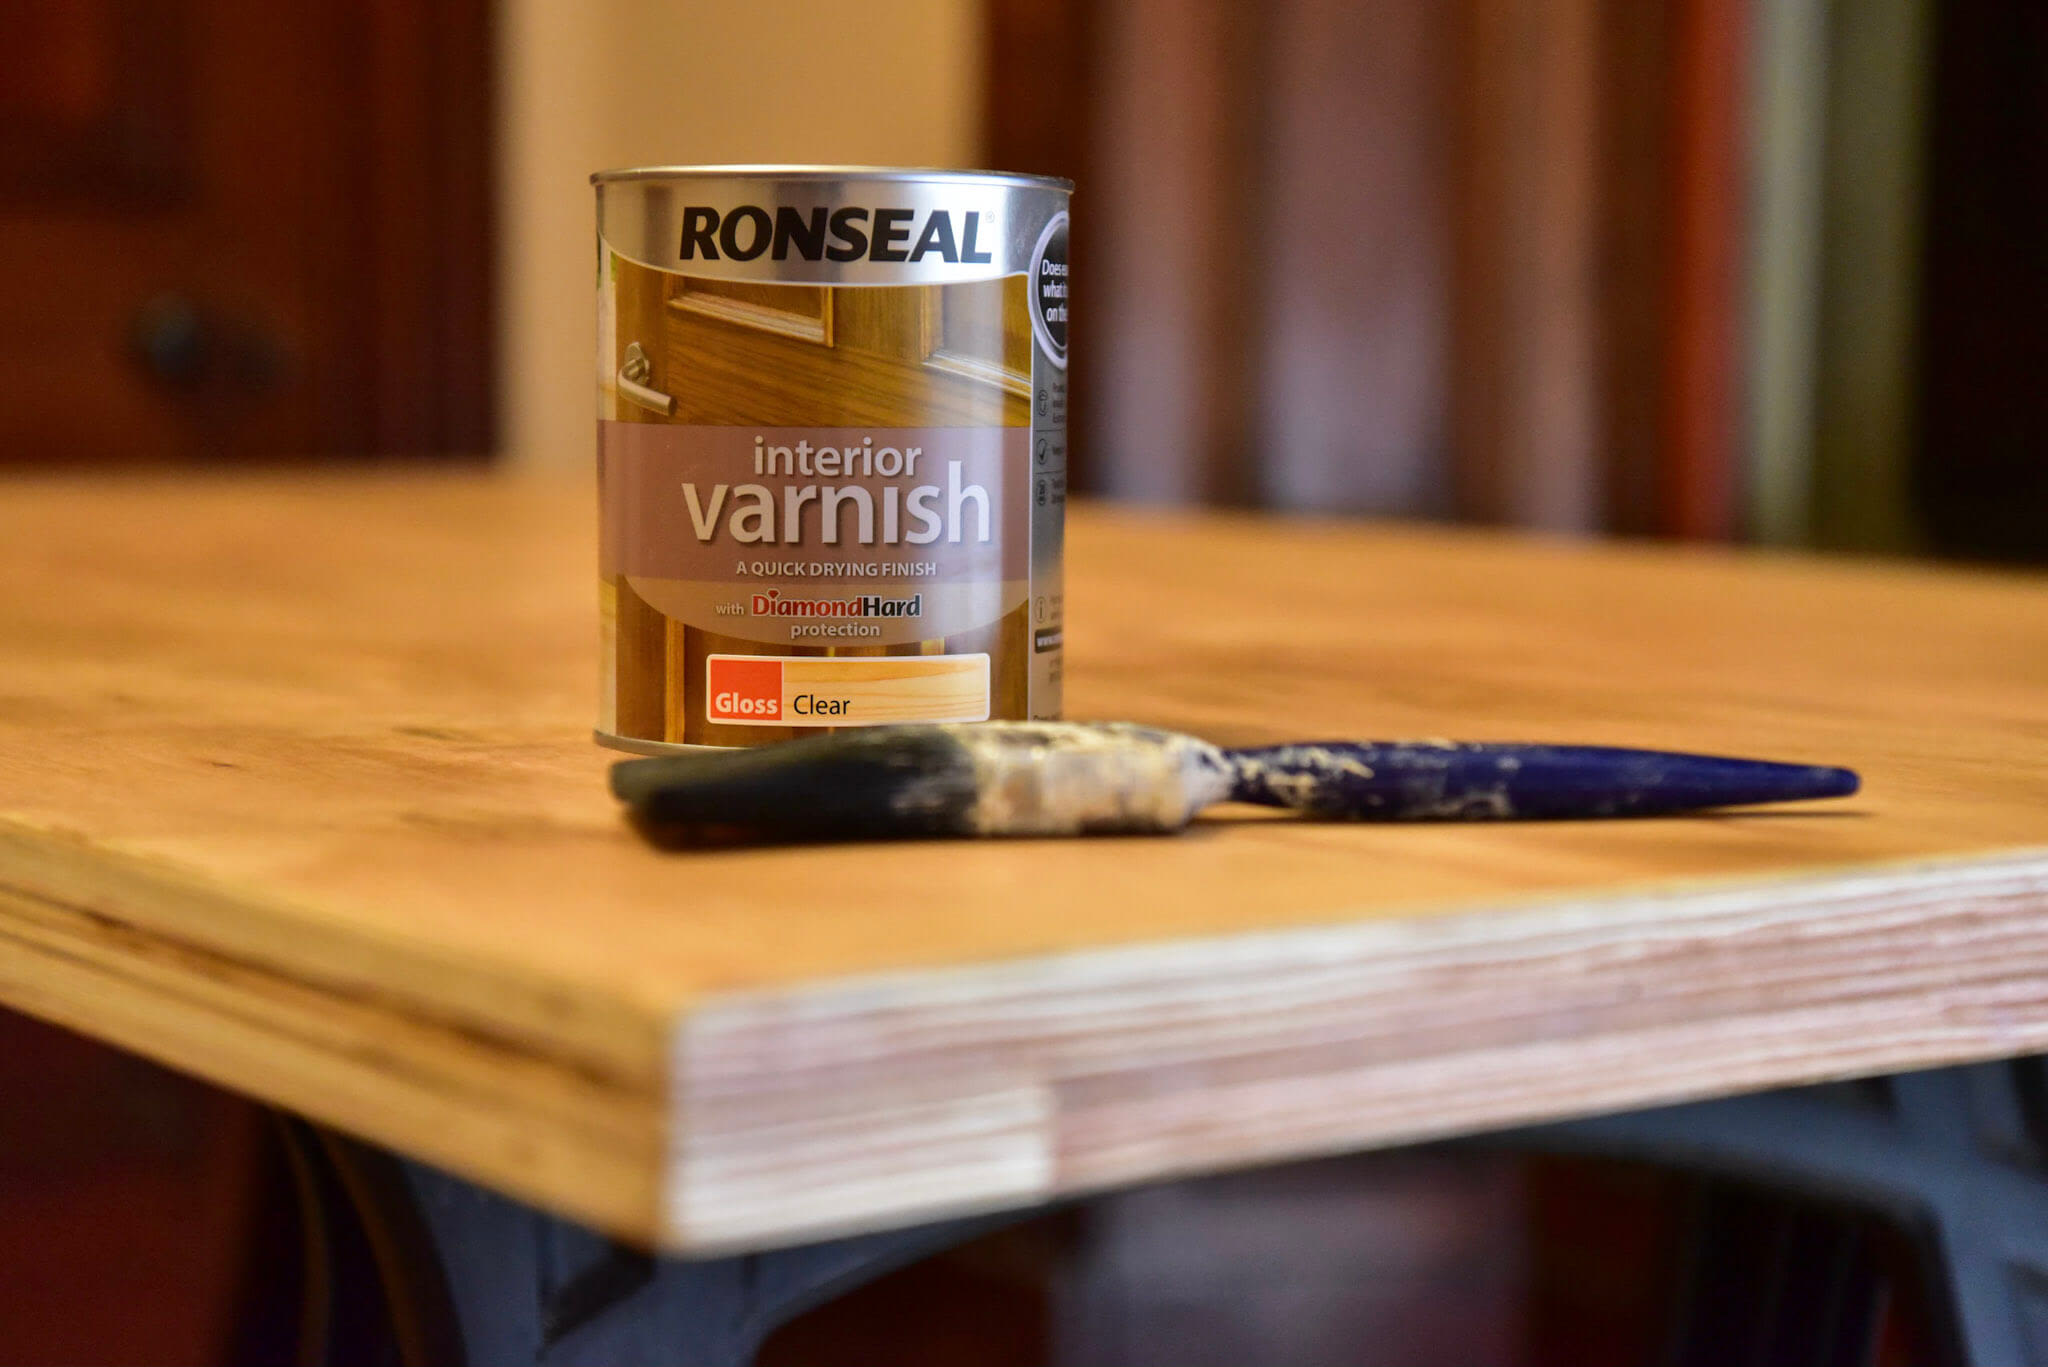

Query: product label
[[594, 184, 1065, 748], [600, 423, 1029, 646], [1027, 215, 1069, 718], [705, 653, 990, 726]]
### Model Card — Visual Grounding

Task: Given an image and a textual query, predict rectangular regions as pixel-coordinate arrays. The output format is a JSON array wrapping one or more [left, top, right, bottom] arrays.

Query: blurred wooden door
[[985, 0, 1732, 539], [0, 1, 490, 1355], [0, 0, 492, 465]]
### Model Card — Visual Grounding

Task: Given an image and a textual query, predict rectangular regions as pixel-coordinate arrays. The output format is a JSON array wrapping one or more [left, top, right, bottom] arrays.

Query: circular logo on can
[[1028, 212, 1069, 371]]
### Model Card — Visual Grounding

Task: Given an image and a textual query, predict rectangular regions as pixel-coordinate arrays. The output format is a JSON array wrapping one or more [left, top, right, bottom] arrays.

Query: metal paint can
[[593, 166, 1070, 752]]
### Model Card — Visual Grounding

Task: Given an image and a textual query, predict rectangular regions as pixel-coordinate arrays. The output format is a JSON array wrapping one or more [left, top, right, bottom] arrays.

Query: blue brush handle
[[1223, 741, 1859, 820]]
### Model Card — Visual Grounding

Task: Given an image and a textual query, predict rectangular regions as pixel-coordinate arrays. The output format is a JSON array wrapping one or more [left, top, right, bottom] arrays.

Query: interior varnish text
[[593, 166, 1070, 750]]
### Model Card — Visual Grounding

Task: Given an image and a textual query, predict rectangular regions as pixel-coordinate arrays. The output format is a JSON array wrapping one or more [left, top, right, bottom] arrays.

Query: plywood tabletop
[[2, 469, 2045, 1252]]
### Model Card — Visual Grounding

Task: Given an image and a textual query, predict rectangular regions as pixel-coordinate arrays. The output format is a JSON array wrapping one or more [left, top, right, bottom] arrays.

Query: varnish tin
[[593, 166, 1070, 751]]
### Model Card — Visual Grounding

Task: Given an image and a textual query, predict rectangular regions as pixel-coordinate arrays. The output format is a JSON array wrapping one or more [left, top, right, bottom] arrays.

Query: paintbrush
[[609, 722, 1859, 841]]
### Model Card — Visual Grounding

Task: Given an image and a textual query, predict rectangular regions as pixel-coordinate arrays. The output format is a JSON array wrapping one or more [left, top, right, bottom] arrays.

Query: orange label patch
[[705, 657, 785, 722]]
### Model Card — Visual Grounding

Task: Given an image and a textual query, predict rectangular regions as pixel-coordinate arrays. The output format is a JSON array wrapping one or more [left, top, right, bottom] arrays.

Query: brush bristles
[[611, 728, 981, 841]]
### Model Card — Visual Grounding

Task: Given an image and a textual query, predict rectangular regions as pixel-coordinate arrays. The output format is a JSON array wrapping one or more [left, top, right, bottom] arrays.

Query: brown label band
[[600, 422, 1029, 583]]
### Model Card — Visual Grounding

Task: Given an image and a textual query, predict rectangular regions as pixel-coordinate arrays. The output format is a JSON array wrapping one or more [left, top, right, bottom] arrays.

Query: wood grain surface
[[1, 470, 2045, 1251]]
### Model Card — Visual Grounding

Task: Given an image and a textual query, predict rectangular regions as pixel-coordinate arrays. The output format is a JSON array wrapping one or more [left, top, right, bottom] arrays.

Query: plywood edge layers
[[0, 880, 666, 1242], [0, 820, 673, 1240], [667, 849, 2048, 1253], [0, 820, 665, 1085]]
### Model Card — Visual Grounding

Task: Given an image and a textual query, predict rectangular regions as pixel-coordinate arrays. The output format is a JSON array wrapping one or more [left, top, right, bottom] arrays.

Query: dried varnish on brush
[[611, 723, 1233, 841]]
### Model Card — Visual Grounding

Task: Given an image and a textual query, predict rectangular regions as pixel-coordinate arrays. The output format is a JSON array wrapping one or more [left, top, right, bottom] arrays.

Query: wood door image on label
[[607, 259, 1031, 745]]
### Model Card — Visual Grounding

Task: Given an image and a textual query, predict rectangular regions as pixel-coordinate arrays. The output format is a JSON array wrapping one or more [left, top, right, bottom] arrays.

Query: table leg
[[1510, 1059, 2048, 1365], [386, 1154, 1023, 1366]]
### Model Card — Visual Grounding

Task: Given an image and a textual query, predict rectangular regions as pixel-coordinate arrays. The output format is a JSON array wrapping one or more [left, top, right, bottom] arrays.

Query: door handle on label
[[617, 343, 675, 416]]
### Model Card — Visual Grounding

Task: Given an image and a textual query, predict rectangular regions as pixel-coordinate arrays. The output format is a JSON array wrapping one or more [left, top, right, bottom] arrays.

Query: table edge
[[664, 847, 2048, 1252]]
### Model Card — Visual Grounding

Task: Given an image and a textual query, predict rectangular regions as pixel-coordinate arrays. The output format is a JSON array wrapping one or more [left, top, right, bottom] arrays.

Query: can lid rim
[[590, 164, 1074, 192]]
